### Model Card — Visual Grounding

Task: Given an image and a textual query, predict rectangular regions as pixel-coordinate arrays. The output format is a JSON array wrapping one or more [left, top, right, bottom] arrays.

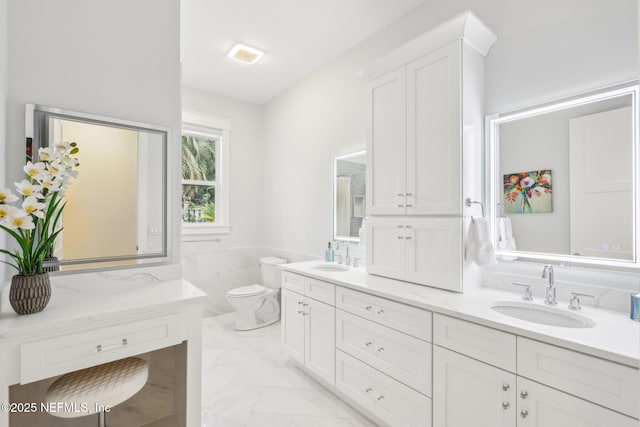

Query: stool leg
[[98, 410, 107, 427]]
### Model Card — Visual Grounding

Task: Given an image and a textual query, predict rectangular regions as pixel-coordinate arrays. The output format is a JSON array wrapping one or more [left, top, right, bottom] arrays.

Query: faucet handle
[[353, 257, 362, 268], [568, 292, 594, 311], [512, 283, 533, 301]]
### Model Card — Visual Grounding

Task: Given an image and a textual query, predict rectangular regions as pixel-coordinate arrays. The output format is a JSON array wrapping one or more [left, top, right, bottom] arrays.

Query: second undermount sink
[[311, 262, 350, 272], [491, 301, 596, 328]]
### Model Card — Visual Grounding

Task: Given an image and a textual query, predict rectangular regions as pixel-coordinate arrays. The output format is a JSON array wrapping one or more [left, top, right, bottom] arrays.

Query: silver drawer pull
[[122, 338, 128, 346], [406, 204, 413, 207], [520, 410, 528, 419], [397, 204, 404, 207], [397, 193, 405, 197], [298, 301, 303, 305], [520, 391, 528, 399], [397, 236, 404, 239], [377, 395, 384, 401], [406, 193, 413, 196], [405, 236, 412, 240], [377, 309, 384, 315], [302, 303, 308, 307], [377, 347, 384, 352], [502, 401, 510, 410], [365, 387, 373, 393], [502, 383, 510, 391], [365, 306, 373, 311], [96, 344, 102, 352], [365, 341, 373, 347], [298, 310, 305, 314]]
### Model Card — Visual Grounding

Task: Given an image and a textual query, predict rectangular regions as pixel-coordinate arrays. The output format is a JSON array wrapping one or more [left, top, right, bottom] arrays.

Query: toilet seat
[[226, 284, 268, 298]]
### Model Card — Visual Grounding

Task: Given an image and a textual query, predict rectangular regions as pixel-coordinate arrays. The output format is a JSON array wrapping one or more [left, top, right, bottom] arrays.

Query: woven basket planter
[[9, 273, 51, 315], [43, 256, 61, 272]]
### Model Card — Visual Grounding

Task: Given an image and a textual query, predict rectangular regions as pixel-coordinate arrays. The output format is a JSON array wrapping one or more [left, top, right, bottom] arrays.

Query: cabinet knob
[[365, 387, 373, 393], [96, 344, 102, 352], [405, 236, 412, 240], [377, 309, 384, 315], [520, 410, 529, 419], [298, 310, 305, 314], [302, 303, 308, 307], [520, 391, 528, 399], [377, 395, 385, 401], [502, 383, 510, 391], [406, 204, 413, 207], [377, 347, 384, 352], [122, 338, 128, 346], [298, 301, 303, 305], [397, 204, 405, 208], [502, 401, 510, 410], [365, 341, 373, 347], [406, 193, 413, 196], [397, 193, 405, 197], [365, 306, 373, 311], [397, 236, 405, 239]]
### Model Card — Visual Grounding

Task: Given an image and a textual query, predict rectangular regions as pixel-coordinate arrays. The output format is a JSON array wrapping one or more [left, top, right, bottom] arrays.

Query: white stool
[[45, 357, 148, 427]]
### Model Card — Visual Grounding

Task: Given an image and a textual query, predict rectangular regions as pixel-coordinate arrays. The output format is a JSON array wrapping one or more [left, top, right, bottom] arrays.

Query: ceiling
[[181, 0, 425, 105]]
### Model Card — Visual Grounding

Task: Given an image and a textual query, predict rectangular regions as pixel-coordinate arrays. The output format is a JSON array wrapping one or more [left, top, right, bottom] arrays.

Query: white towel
[[466, 218, 495, 266]]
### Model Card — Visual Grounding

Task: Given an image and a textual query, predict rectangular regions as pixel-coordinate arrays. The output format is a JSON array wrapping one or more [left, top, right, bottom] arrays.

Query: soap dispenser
[[325, 242, 335, 262]]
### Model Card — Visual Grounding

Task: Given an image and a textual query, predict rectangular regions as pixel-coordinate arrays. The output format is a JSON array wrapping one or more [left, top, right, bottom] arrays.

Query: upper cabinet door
[[366, 68, 407, 215], [406, 41, 461, 215]]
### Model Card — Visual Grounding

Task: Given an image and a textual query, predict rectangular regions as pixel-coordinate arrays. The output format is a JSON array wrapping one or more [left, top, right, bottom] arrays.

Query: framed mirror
[[334, 150, 366, 242], [487, 83, 639, 268], [27, 104, 169, 271]]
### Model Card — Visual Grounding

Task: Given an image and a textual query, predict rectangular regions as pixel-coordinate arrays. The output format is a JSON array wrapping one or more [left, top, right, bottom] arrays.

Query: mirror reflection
[[30, 105, 168, 269], [490, 85, 638, 264], [334, 151, 366, 241]]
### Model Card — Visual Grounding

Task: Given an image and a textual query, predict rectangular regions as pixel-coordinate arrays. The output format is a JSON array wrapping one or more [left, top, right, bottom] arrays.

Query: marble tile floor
[[201, 313, 377, 427]]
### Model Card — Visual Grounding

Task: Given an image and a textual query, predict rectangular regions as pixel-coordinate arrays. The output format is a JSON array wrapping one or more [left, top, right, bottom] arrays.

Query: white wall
[[0, 0, 7, 281], [5, 0, 182, 278], [262, 0, 637, 259]]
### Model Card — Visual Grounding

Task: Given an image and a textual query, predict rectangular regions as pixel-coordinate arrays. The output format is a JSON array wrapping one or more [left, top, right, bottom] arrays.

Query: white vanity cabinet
[[367, 216, 463, 291], [364, 12, 496, 291], [432, 314, 639, 427], [281, 272, 336, 385]]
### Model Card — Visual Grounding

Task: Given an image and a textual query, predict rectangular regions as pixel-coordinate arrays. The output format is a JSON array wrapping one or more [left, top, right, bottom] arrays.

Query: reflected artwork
[[504, 169, 552, 214]]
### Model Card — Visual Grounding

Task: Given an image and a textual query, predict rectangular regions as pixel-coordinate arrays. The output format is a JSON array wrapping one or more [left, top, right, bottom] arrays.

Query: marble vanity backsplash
[[483, 261, 640, 313]]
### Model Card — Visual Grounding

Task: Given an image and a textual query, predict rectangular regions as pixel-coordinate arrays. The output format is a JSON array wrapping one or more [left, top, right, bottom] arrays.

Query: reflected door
[[569, 106, 633, 260]]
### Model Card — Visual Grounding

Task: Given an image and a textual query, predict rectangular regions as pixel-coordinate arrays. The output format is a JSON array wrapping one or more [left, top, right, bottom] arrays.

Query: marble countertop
[[0, 271, 207, 340], [281, 260, 640, 367]]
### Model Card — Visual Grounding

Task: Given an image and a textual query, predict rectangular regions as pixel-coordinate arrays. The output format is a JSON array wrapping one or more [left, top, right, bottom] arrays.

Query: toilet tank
[[260, 257, 288, 289]]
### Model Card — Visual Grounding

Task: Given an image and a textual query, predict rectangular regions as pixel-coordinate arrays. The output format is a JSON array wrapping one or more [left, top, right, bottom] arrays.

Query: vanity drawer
[[517, 337, 639, 418], [336, 309, 431, 396], [282, 271, 305, 294], [433, 314, 516, 372], [20, 312, 185, 384], [336, 350, 432, 427], [305, 277, 335, 306], [336, 287, 432, 341]]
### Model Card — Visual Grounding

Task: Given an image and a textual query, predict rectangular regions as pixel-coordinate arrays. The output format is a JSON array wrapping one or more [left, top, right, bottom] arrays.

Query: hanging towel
[[466, 218, 495, 266]]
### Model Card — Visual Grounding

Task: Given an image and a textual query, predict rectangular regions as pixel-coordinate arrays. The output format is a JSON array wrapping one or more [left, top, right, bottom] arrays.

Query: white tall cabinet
[[365, 12, 496, 291]]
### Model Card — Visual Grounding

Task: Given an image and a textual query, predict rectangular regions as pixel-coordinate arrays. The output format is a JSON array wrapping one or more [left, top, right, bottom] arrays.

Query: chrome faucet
[[542, 264, 557, 306]]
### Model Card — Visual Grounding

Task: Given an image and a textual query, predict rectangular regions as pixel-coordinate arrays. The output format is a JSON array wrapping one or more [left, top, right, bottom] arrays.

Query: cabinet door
[[281, 289, 305, 365], [366, 68, 407, 215], [406, 41, 461, 215], [305, 298, 336, 385], [366, 217, 406, 281], [517, 377, 636, 427], [405, 217, 462, 291], [433, 346, 516, 427]]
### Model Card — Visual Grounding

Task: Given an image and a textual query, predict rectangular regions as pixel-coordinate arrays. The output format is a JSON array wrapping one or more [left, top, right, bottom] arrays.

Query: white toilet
[[225, 256, 287, 331]]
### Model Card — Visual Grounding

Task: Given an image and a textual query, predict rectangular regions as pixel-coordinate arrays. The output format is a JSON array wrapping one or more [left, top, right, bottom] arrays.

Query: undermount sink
[[311, 262, 350, 272], [491, 301, 596, 328]]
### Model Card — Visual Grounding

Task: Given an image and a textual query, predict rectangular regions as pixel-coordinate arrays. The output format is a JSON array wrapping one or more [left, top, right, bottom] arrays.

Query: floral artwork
[[503, 169, 552, 214]]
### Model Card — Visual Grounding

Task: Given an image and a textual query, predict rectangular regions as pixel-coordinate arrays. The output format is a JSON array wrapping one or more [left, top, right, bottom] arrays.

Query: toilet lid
[[227, 284, 268, 298]]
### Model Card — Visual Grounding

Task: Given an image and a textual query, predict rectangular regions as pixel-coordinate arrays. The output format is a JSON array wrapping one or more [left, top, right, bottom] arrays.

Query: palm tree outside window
[[181, 131, 218, 223]]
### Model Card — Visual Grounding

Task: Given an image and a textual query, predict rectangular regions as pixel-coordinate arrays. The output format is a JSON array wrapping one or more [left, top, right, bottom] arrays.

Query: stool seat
[[45, 357, 148, 419]]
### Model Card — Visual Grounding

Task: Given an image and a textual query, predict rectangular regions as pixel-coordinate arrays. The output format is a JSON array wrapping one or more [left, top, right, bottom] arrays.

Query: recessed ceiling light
[[227, 43, 264, 65]]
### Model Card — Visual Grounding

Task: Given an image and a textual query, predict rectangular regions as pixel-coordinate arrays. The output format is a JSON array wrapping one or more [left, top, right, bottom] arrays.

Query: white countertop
[[0, 272, 207, 340], [282, 260, 640, 367]]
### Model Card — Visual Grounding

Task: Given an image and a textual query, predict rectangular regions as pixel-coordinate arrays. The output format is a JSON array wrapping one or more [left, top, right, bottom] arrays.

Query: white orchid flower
[[22, 196, 46, 219], [24, 161, 47, 180], [38, 147, 55, 161], [0, 204, 18, 220], [15, 180, 44, 198], [47, 160, 68, 179], [5, 209, 35, 230], [0, 188, 19, 204], [54, 141, 71, 153], [41, 177, 63, 192]]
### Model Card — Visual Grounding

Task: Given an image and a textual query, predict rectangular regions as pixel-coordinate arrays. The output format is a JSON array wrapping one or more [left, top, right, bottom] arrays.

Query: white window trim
[[181, 111, 231, 239]]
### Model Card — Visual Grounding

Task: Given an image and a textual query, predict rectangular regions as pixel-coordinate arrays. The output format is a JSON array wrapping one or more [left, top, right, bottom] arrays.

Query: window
[[181, 111, 231, 237], [181, 131, 217, 223]]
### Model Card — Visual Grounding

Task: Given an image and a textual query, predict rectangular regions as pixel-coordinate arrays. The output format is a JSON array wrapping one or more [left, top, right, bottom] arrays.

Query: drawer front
[[305, 277, 335, 306], [336, 350, 432, 427], [433, 314, 516, 372], [20, 313, 185, 384], [517, 337, 639, 418], [282, 271, 305, 294], [336, 309, 431, 396], [336, 286, 432, 341]]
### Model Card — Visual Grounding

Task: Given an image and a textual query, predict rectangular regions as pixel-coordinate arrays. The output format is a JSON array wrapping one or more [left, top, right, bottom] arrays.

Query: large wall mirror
[[27, 104, 169, 270], [487, 83, 639, 268], [334, 150, 366, 242]]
